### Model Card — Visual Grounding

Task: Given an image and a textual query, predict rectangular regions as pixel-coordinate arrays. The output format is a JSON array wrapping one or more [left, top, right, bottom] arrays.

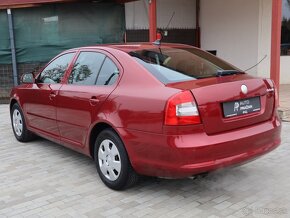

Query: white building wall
[[280, 57, 290, 84], [257, 0, 272, 80], [200, 0, 260, 76], [125, 0, 149, 29], [200, 0, 289, 84], [247, 0, 290, 84], [125, 0, 289, 84], [125, 0, 196, 29]]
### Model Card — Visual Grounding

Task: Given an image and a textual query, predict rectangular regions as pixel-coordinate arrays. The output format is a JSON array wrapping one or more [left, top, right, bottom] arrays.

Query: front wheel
[[10, 103, 35, 142], [94, 129, 139, 190]]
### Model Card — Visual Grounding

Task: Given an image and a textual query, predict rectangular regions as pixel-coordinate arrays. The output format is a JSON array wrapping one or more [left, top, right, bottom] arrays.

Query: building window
[[282, 0, 290, 55]]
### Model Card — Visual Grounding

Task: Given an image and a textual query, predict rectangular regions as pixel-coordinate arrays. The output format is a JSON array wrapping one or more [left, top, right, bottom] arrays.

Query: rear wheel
[[10, 103, 35, 142], [94, 129, 139, 190]]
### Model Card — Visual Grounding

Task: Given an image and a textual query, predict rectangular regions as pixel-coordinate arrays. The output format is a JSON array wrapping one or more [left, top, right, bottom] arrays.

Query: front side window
[[38, 52, 75, 84], [68, 52, 106, 85], [130, 47, 240, 84]]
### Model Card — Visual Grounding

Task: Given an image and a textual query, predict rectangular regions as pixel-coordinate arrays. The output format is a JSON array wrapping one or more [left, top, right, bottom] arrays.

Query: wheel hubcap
[[98, 139, 121, 181], [12, 109, 23, 137]]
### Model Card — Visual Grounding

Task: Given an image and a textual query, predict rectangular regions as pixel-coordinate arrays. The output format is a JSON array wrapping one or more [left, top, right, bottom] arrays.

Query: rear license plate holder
[[222, 97, 261, 118]]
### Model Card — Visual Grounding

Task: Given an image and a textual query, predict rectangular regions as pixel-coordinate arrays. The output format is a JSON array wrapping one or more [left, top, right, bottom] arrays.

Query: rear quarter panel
[[96, 48, 179, 134]]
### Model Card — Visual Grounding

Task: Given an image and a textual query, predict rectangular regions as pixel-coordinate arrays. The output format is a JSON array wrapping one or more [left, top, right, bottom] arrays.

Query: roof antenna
[[165, 11, 175, 30], [244, 55, 267, 72], [152, 11, 175, 46]]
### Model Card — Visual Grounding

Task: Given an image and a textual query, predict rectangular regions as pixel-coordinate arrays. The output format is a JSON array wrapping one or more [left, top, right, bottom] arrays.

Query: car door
[[24, 52, 76, 138], [57, 50, 121, 148]]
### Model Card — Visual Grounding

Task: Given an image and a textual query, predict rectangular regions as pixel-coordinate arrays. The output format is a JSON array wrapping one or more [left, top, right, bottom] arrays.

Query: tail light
[[265, 78, 278, 109], [164, 91, 201, 125]]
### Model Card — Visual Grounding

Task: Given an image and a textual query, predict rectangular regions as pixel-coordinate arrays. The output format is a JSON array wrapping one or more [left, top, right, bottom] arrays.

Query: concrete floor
[[0, 104, 289, 218]]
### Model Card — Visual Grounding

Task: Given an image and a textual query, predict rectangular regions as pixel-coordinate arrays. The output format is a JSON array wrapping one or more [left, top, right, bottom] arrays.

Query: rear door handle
[[89, 97, 100, 106]]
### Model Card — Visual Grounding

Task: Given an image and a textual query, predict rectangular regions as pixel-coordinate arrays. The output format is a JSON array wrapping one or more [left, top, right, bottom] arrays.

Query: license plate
[[222, 97, 261, 118]]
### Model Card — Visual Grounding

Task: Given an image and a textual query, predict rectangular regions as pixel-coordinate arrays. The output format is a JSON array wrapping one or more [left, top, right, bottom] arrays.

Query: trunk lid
[[166, 74, 275, 135]]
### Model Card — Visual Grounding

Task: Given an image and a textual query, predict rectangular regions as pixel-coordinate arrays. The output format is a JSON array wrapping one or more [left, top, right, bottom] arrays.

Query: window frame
[[63, 48, 123, 87], [281, 0, 290, 56], [36, 51, 77, 84], [67, 51, 106, 86], [129, 47, 240, 84], [95, 56, 120, 86]]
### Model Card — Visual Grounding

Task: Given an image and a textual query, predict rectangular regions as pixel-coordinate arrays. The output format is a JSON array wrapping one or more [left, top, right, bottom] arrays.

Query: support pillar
[[149, 0, 157, 42], [195, 0, 201, 48], [270, 0, 282, 98], [7, 8, 18, 86]]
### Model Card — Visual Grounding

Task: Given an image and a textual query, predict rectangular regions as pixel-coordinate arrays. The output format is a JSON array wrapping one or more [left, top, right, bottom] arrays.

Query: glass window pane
[[96, 58, 119, 86], [130, 47, 239, 84], [282, 0, 290, 55], [68, 52, 106, 85], [38, 52, 75, 84]]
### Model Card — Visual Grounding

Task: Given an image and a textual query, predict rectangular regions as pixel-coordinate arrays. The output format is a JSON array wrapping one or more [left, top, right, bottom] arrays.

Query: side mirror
[[21, 72, 35, 84]]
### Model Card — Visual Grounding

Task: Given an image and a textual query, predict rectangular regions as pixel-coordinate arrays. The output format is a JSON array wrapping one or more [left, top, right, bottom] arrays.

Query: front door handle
[[89, 96, 100, 106]]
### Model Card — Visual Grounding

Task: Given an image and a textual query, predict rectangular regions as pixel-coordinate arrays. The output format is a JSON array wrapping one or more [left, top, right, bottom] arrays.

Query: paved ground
[[0, 104, 289, 218], [279, 85, 290, 121]]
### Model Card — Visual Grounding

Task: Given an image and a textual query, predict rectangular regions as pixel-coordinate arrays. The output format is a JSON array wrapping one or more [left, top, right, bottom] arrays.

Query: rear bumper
[[118, 115, 281, 178]]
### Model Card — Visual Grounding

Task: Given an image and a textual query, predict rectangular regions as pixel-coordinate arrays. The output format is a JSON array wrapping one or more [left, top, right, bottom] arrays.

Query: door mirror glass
[[21, 72, 35, 84]]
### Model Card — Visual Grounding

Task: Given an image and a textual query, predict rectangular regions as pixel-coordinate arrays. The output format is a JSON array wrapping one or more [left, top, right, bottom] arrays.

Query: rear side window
[[68, 52, 105, 85], [96, 58, 119, 86], [38, 52, 75, 84], [130, 47, 240, 84]]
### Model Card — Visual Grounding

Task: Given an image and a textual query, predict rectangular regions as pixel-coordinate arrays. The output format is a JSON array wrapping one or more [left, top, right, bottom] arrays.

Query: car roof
[[65, 42, 194, 54]]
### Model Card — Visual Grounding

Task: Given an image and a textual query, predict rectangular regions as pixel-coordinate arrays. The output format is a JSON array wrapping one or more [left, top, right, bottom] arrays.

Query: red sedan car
[[10, 43, 281, 190]]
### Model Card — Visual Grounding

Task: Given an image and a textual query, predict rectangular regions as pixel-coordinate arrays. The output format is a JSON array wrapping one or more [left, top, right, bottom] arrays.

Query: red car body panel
[[119, 115, 281, 178], [167, 75, 275, 134], [13, 83, 62, 143], [10, 43, 282, 178]]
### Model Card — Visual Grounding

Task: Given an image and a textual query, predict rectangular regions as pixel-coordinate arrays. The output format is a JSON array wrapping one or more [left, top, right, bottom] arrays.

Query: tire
[[10, 103, 35, 142], [94, 129, 139, 190]]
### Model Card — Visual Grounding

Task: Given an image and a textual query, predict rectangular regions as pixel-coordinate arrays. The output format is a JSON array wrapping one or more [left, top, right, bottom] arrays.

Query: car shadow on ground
[[29, 137, 250, 194]]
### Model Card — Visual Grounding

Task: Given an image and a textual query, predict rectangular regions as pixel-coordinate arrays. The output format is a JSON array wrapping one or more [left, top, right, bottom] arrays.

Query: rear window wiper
[[216, 70, 244, 77]]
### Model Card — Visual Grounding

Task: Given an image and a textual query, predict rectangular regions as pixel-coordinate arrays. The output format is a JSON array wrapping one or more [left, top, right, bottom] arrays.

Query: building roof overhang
[[0, 0, 138, 9]]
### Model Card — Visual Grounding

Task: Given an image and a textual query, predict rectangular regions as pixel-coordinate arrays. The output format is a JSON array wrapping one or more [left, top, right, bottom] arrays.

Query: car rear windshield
[[129, 47, 241, 84]]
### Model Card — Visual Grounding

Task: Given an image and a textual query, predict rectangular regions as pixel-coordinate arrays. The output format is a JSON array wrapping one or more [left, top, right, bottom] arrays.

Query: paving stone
[[214, 201, 233, 210], [0, 104, 289, 217]]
